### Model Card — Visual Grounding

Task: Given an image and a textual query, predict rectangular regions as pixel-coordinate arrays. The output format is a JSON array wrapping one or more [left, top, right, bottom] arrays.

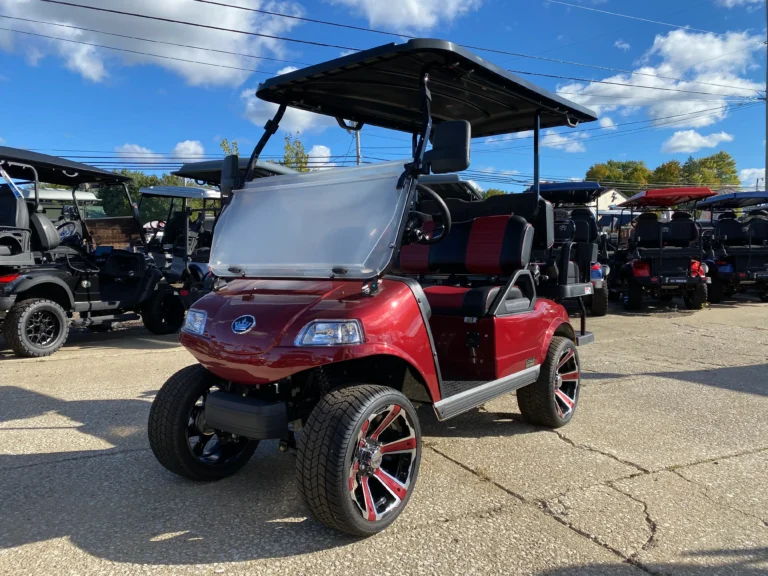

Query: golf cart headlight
[[183, 309, 207, 335], [295, 320, 364, 346]]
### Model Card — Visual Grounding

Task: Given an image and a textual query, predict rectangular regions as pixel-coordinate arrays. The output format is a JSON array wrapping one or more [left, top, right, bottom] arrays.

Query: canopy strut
[[243, 104, 287, 186]]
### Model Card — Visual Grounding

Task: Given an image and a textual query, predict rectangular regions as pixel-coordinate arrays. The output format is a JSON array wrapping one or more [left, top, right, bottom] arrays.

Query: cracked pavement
[[1, 297, 767, 575]]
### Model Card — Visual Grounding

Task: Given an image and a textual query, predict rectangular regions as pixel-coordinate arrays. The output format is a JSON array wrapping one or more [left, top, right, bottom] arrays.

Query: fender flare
[[12, 276, 75, 309], [539, 317, 575, 364]]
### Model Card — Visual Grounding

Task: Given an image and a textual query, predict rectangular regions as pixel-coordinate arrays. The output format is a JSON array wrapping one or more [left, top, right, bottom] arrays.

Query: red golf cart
[[612, 187, 715, 310], [148, 39, 598, 536]]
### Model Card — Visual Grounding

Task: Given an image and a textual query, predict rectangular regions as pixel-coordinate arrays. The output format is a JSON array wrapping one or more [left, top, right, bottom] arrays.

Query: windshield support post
[[398, 72, 432, 189], [243, 104, 287, 186], [532, 111, 541, 196]]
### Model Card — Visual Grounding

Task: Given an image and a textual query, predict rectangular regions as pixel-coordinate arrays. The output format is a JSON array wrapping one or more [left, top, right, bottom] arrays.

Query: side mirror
[[424, 120, 471, 174], [220, 154, 240, 199]]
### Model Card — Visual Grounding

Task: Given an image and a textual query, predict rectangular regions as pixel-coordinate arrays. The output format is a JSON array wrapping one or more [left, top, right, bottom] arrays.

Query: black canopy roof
[[537, 181, 607, 205], [0, 146, 130, 186], [257, 39, 597, 138], [173, 158, 295, 185]]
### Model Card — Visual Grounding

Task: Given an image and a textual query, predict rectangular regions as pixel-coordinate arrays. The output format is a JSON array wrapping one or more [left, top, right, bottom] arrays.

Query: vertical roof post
[[533, 111, 541, 196]]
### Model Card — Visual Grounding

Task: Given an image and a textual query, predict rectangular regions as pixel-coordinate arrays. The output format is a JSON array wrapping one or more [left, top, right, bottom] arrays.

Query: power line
[[0, 27, 274, 74], [545, 0, 722, 36], [37, 0, 359, 51], [0, 13, 310, 66]]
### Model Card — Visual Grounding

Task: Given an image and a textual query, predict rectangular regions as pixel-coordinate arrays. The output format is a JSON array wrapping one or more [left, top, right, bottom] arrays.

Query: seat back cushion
[[554, 220, 575, 244], [0, 189, 30, 229], [664, 219, 698, 247], [570, 208, 598, 243], [716, 218, 749, 245], [749, 218, 768, 244], [635, 213, 660, 248], [29, 211, 61, 251]]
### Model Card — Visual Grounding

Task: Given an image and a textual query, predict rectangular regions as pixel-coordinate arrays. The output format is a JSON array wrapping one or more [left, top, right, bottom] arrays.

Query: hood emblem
[[232, 315, 256, 334]]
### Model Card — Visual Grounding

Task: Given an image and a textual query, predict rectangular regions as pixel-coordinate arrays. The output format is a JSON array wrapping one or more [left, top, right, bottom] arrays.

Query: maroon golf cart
[[148, 39, 598, 536], [613, 187, 716, 310]]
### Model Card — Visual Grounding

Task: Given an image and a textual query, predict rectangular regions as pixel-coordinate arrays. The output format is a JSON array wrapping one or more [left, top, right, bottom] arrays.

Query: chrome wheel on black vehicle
[[148, 365, 259, 481], [517, 336, 580, 428], [2, 298, 69, 358], [297, 385, 421, 536]]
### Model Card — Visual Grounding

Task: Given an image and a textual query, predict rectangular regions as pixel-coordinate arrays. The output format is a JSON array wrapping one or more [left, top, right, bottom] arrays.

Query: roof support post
[[533, 111, 541, 196], [243, 103, 287, 186]]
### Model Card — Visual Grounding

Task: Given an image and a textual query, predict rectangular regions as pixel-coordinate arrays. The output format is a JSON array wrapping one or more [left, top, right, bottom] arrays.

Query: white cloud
[[241, 88, 337, 134], [614, 39, 630, 51], [558, 30, 765, 130], [115, 143, 164, 163], [0, 0, 305, 85], [329, 0, 483, 32], [715, 0, 763, 8], [484, 131, 532, 146], [0, 136, 5, 144], [661, 130, 734, 153], [276, 66, 299, 76], [308, 144, 335, 170], [172, 140, 205, 160], [541, 130, 589, 153], [599, 117, 617, 130], [739, 168, 765, 187]]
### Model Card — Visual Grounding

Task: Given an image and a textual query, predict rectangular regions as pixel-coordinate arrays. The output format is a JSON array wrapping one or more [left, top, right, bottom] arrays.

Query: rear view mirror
[[220, 154, 240, 198], [424, 120, 471, 174]]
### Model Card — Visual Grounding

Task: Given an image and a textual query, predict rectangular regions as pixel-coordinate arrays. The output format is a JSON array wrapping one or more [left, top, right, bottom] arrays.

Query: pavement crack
[[551, 431, 650, 474], [0, 447, 148, 473], [608, 483, 658, 557], [667, 445, 768, 472]]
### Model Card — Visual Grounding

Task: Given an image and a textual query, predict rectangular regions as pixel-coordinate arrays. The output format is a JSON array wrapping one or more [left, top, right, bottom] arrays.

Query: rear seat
[[399, 214, 533, 317], [715, 212, 748, 246]]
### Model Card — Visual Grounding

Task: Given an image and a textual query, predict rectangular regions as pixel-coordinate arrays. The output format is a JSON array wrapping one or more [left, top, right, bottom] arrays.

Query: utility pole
[[355, 130, 362, 166]]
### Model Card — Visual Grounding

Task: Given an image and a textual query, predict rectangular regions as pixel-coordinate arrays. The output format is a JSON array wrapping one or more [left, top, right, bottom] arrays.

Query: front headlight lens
[[295, 320, 364, 346], [183, 309, 207, 335]]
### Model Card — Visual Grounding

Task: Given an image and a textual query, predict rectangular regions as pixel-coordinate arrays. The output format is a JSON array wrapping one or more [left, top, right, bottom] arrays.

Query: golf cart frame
[[147, 39, 598, 537], [537, 181, 612, 316], [0, 147, 184, 357], [613, 187, 716, 310], [697, 191, 768, 302]]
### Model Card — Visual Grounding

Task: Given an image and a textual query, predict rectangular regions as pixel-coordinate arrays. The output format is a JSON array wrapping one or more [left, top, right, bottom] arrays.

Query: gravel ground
[[1, 296, 766, 575]]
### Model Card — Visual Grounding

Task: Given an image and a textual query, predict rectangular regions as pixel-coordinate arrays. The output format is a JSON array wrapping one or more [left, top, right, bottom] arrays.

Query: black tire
[[296, 385, 421, 537], [142, 290, 185, 335], [684, 283, 707, 310], [624, 279, 644, 310], [608, 288, 620, 302], [591, 282, 609, 316], [148, 365, 259, 481], [759, 290, 768, 303], [708, 278, 725, 304], [517, 336, 580, 428], [2, 298, 69, 358]]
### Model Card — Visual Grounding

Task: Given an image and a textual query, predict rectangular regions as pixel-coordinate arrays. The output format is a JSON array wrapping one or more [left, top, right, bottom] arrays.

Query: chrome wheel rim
[[348, 404, 418, 522], [186, 388, 252, 466], [554, 348, 580, 419], [26, 310, 59, 347]]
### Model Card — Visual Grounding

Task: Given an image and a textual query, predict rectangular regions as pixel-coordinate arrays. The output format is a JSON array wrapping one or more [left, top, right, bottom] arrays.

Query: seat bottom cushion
[[423, 285, 501, 317]]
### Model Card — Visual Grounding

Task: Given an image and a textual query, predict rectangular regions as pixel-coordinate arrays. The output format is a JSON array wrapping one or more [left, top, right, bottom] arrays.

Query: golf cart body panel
[[257, 39, 597, 137]]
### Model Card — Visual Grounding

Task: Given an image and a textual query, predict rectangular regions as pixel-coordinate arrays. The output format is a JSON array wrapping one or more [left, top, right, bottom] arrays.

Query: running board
[[433, 365, 540, 421]]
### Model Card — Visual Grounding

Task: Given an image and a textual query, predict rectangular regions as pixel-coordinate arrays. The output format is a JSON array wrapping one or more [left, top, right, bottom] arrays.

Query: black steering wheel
[[405, 184, 453, 245]]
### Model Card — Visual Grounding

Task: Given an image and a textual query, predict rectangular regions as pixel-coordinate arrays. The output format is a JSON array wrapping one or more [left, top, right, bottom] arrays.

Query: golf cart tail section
[[150, 38, 597, 537]]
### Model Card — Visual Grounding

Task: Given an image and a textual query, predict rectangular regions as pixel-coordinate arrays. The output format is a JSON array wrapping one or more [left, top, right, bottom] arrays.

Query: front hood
[[194, 279, 356, 356]]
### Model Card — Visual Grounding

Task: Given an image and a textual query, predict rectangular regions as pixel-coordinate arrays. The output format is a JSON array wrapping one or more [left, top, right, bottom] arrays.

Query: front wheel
[[684, 284, 707, 310], [148, 365, 259, 481], [517, 336, 580, 428], [296, 385, 421, 536], [2, 298, 69, 358]]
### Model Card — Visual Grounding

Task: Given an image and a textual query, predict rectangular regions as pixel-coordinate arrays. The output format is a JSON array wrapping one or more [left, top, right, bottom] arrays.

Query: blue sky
[[0, 0, 765, 190]]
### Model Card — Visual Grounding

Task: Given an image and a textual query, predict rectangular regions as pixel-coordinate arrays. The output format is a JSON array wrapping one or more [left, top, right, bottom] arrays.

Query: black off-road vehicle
[[0, 147, 184, 357]]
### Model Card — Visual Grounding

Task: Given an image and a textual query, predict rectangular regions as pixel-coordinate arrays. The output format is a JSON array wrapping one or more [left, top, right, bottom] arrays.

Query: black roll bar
[[4, 161, 40, 210]]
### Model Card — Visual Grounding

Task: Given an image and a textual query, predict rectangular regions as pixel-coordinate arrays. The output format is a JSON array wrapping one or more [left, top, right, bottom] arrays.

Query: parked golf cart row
[[604, 188, 768, 308]]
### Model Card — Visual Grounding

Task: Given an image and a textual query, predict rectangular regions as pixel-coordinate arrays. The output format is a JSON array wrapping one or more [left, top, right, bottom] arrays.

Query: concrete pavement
[[1, 298, 766, 575]]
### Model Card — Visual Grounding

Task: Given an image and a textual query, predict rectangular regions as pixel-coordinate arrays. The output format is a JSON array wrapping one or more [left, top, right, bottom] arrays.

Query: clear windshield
[[210, 161, 410, 279]]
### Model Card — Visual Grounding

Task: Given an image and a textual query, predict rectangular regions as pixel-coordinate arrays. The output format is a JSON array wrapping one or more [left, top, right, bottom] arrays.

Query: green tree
[[220, 138, 239, 156], [282, 132, 310, 172], [585, 160, 651, 195], [650, 160, 682, 186], [482, 188, 506, 199]]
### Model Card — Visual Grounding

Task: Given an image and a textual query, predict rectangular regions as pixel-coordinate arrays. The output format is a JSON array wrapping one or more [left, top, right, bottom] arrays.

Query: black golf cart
[[537, 181, 611, 316], [698, 191, 768, 302], [0, 147, 184, 357], [613, 187, 716, 310]]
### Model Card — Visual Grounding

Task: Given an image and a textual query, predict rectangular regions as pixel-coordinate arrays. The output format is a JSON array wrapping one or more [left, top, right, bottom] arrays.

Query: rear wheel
[[708, 278, 725, 304], [759, 289, 768, 303], [296, 385, 421, 536], [591, 282, 609, 316], [148, 365, 259, 481], [684, 284, 708, 310], [2, 298, 69, 358], [624, 279, 644, 310], [517, 336, 580, 428], [142, 290, 185, 335]]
